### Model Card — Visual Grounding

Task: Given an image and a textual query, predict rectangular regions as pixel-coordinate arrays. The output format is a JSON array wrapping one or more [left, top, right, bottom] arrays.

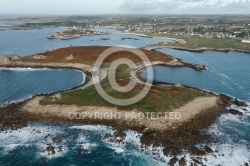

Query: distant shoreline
[[143, 45, 250, 54], [119, 31, 250, 54], [119, 31, 187, 44]]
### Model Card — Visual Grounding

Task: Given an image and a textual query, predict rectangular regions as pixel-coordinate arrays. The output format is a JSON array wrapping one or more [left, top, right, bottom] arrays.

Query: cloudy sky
[[0, 0, 250, 14]]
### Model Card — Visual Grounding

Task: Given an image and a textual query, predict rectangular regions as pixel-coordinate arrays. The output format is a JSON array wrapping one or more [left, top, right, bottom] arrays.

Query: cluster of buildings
[[121, 23, 250, 40], [20, 15, 250, 43]]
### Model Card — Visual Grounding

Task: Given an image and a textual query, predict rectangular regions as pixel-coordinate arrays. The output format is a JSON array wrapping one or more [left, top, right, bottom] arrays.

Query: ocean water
[[146, 48, 250, 101], [0, 28, 172, 56], [0, 68, 85, 106], [142, 48, 250, 165], [0, 123, 163, 166]]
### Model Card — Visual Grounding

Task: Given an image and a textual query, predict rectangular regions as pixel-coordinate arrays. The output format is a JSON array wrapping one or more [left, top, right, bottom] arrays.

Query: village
[[47, 26, 108, 40], [4, 15, 250, 43]]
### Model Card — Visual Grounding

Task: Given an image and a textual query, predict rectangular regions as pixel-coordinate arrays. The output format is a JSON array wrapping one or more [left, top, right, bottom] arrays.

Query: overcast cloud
[[0, 0, 249, 14], [120, 0, 250, 14]]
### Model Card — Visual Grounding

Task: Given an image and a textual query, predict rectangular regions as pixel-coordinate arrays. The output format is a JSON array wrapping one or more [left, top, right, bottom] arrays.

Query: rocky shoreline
[[120, 31, 250, 54], [127, 32, 250, 53], [0, 93, 235, 165], [144, 45, 250, 54]]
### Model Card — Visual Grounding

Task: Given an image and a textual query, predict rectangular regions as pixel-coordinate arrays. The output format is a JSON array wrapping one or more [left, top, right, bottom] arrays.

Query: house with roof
[[242, 37, 250, 43]]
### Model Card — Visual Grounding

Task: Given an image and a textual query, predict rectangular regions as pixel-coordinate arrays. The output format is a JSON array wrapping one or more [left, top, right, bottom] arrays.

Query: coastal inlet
[[0, 67, 85, 106]]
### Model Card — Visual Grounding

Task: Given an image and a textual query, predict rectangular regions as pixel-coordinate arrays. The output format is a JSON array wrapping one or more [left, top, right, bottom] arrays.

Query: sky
[[0, 0, 250, 15]]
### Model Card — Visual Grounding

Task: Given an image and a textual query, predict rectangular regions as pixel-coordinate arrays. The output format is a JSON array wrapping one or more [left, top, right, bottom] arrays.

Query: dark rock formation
[[113, 131, 126, 140], [46, 145, 55, 155], [169, 156, 178, 166], [204, 145, 213, 153], [234, 99, 248, 107], [229, 109, 243, 117], [52, 136, 62, 144], [179, 157, 186, 166], [194, 65, 206, 70]]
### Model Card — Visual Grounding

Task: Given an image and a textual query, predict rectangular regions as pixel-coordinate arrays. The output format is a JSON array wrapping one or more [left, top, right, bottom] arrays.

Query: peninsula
[[47, 28, 108, 40], [132, 32, 250, 53], [0, 46, 241, 164]]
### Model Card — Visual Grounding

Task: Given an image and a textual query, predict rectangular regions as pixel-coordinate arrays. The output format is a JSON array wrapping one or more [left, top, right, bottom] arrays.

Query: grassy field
[[40, 60, 208, 112], [143, 33, 250, 51]]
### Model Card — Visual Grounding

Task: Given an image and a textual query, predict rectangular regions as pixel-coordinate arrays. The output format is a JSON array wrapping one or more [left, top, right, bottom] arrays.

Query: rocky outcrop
[[175, 83, 182, 87], [145, 45, 250, 54], [194, 64, 206, 70], [204, 145, 213, 153], [45, 145, 56, 155], [229, 109, 243, 117], [179, 157, 186, 166], [0, 55, 20, 63], [65, 54, 74, 60], [169, 156, 178, 166], [52, 136, 62, 144], [32, 54, 47, 60], [234, 98, 248, 107]]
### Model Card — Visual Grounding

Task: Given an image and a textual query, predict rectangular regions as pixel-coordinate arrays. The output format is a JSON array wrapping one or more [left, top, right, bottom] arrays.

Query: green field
[[143, 33, 250, 51], [40, 63, 208, 112]]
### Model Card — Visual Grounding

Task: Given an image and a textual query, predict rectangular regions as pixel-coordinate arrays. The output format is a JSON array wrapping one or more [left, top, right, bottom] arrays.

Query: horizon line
[[1, 13, 250, 16]]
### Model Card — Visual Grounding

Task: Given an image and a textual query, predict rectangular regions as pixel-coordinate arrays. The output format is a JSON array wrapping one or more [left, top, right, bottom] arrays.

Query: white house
[[242, 38, 250, 43]]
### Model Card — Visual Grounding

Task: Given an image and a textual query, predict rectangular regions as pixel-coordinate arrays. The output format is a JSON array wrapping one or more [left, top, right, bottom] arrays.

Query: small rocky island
[[47, 27, 108, 40]]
